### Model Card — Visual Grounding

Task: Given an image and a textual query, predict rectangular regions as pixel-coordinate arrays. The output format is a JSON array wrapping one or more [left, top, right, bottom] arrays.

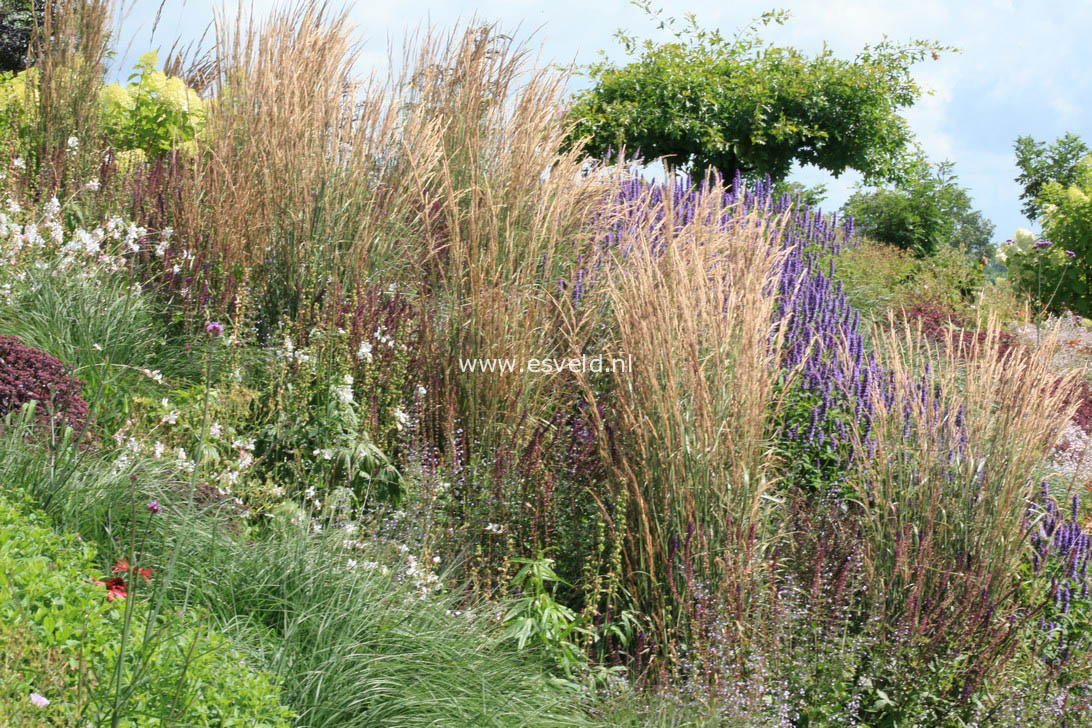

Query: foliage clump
[[0, 335, 89, 434]]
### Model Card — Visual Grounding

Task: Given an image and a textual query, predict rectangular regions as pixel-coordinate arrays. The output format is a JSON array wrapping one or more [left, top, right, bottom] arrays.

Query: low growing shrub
[[0, 335, 89, 434]]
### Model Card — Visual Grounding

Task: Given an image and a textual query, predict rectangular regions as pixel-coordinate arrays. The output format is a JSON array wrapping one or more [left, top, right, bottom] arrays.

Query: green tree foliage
[[841, 156, 995, 257], [1002, 158, 1092, 316], [1014, 132, 1089, 220], [566, 3, 949, 185], [0, 0, 43, 74]]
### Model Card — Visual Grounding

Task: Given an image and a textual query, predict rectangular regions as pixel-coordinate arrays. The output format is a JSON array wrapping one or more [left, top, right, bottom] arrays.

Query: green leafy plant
[[502, 553, 592, 678], [0, 440, 294, 726], [99, 50, 205, 159]]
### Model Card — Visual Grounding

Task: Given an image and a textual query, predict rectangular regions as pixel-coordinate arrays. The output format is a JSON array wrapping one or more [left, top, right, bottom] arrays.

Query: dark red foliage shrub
[[0, 336, 90, 434], [898, 298, 1019, 359]]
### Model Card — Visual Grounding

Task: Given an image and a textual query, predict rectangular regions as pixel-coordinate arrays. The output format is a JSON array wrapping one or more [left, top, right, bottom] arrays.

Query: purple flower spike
[[1065, 249, 1077, 258], [1033, 239, 1053, 249]]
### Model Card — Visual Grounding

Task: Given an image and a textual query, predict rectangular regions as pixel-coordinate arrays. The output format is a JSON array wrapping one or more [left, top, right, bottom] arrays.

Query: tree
[[0, 0, 44, 74], [841, 156, 995, 257], [566, 3, 950, 186], [1014, 133, 1090, 220]]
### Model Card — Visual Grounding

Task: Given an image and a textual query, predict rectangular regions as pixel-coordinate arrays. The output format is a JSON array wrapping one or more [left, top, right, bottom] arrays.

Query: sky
[[112, 0, 1092, 242]]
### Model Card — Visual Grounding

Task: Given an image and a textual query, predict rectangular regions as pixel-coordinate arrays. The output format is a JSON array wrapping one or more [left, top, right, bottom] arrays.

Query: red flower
[[112, 559, 153, 584], [93, 576, 128, 601]]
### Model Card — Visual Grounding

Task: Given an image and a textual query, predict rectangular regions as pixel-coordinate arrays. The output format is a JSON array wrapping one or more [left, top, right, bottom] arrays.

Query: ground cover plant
[[1, 1, 1091, 725]]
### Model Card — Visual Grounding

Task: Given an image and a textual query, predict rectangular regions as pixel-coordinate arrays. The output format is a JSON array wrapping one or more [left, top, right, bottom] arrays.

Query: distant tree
[[1014, 132, 1089, 220], [566, 3, 950, 187], [0, 0, 43, 73], [771, 179, 828, 208], [842, 156, 995, 257]]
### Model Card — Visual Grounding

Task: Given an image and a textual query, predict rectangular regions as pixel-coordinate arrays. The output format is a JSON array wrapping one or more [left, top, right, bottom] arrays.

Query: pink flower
[[29, 692, 49, 708], [205, 321, 224, 337]]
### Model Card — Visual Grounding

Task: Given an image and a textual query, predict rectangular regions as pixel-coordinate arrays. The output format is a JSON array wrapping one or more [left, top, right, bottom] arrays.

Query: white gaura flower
[[356, 340, 373, 362], [153, 441, 165, 459], [84, 178, 99, 192], [12, 157, 25, 170], [66, 136, 79, 150], [162, 411, 179, 425], [209, 422, 223, 438]]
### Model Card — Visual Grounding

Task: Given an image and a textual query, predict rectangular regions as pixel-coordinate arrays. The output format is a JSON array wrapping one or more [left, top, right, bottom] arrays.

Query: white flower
[[12, 157, 25, 170], [356, 340, 373, 362], [392, 406, 410, 431], [142, 368, 164, 384], [416, 385, 427, 398], [484, 522, 504, 534], [84, 178, 99, 192], [209, 422, 223, 438], [153, 441, 165, 459], [313, 448, 335, 461], [162, 410, 179, 425], [92, 343, 102, 351], [238, 450, 254, 469], [67, 136, 79, 150]]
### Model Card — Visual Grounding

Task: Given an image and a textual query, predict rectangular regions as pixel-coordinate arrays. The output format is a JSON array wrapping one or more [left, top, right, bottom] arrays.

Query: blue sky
[[113, 0, 1092, 241]]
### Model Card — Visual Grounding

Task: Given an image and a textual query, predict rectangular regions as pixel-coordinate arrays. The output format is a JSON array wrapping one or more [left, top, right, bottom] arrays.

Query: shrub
[[0, 336, 89, 434], [99, 51, 206, 159], [999, 227, 1084, 316]]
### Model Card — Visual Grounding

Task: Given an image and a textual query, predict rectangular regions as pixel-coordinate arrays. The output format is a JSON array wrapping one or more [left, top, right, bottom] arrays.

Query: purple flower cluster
[[1030, 483, 1091, 619], [584, 172, 885, 477]]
